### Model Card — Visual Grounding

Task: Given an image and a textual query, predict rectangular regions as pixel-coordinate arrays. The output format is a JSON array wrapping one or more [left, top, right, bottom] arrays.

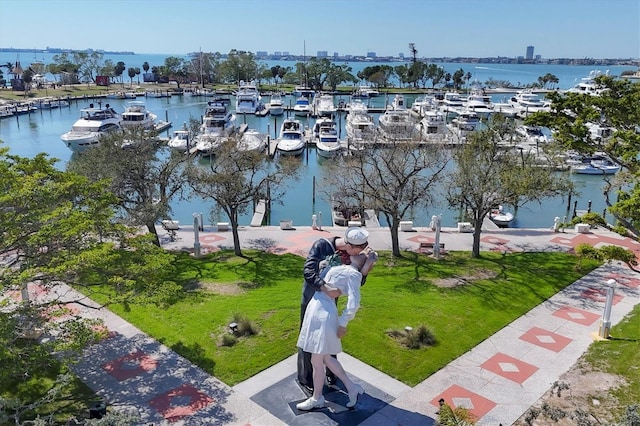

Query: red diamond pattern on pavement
[[406, 234, 434, 244], [200, 234, 227, 244], [519, 326, 573, 352], [480, 236, 510, 246], [552, 306, 600, 326], [549, 236, 575, 246], [606, 273, 640, 289], [480, 353, 539, 384], [581, 288, 624, 305], [148, 384, 214, 422], [431, 384, 496, 421], [102, 350, 158, 382]]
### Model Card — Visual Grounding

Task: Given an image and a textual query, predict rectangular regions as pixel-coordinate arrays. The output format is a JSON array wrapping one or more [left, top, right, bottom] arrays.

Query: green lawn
[[96, 250, 601, 386]]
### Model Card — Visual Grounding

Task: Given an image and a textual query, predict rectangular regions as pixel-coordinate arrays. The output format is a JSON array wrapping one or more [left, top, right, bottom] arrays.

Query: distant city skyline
[[1, 0, 638, 59]]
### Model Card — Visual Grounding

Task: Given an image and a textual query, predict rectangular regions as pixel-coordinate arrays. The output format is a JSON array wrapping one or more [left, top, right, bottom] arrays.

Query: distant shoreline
[[0, 47, 637, 67]]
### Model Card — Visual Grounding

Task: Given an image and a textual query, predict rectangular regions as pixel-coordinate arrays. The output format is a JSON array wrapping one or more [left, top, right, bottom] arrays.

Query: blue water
[[1, 57, 619, 228]]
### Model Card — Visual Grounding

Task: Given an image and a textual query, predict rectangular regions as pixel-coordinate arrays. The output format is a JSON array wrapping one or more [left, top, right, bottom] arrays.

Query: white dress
[[297, 265, 362, 355]]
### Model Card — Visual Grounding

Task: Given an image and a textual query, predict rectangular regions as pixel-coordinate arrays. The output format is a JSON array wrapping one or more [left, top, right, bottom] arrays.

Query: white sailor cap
[[345, 227, 369, 245]]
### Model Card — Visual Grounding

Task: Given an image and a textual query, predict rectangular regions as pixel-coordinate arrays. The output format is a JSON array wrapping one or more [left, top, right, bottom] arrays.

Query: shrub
[[386, 324, 436, 349], [571, 213, 607, 228], [437, 400, 477, 425], [231, 312, 259, 337], [220, 333, 237, 347], [575, 243, 602, 260]]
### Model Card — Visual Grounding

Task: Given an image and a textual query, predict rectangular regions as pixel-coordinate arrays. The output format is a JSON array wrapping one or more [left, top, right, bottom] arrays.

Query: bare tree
[[68, 127, 190, 246], [446, 127, 573, 257], [323, 137, 450, 257], [186, 137, 300, 256]]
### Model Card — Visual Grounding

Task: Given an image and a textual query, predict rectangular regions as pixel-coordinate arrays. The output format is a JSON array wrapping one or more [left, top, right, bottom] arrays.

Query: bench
[[419, 242, 446, 254], [347, 220, 362, 227], [280, 219, 294, 230], [400, 220, 414, 232], [574, 223, 591, 233], [217, 222, 229, 232]]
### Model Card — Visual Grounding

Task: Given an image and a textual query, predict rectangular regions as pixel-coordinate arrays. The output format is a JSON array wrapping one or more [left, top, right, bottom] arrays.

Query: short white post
[[193, 213, 201, 257], [311, 214, 317, 230], [598, 279, 616, 339], [433, 215, 441, 258], [318, 211, 322, 231], [553, 216, 560, 232]]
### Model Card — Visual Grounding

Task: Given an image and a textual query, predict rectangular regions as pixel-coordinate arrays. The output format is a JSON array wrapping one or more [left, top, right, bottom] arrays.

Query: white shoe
[[296, 395, 325, 411], [347, 384, 364, 408]]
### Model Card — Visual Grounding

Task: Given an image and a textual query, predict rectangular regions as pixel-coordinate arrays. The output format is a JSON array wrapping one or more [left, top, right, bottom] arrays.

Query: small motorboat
[[489, 205, 515, 227]]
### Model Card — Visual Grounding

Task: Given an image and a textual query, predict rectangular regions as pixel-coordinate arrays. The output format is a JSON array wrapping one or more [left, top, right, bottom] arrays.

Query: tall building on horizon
[[526, 45, 534, 60]]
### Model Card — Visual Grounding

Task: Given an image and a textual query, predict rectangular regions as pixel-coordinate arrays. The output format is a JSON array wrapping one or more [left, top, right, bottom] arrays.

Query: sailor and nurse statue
[[295, 226, 378, 411]]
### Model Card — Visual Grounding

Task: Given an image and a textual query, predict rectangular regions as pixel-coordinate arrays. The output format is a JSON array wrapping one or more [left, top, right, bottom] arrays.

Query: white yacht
[[120, 101, 158, 130], [314, 94, 337, 117], [237, 128, 267, 152], [235, 80, 263, 114], [377, 95, 417, 141], [60, 103, 121, 151], [464, 87, 494, 119], [345, 100, 376, 146], [567, 70, 607, 96], [194, 101, 237, 155], [293, 95, 313, 116], [440, 91, 465, 116], [566, 152, 621, 175], [268, 93, 284, 116], [509, 89, 550, 116], [516, 125, 550, 146], [314, 118, 342, 158], [276, 118, 305, 156], [167, 128, 191, 152], [417, 109, 448, 140]]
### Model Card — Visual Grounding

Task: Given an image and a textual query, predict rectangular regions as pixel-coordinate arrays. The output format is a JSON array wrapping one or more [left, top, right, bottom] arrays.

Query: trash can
[[89, 401, 107, 419]]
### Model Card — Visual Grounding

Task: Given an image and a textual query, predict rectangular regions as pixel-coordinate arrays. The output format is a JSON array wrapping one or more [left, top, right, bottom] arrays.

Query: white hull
[[238, 129, 267, 152]]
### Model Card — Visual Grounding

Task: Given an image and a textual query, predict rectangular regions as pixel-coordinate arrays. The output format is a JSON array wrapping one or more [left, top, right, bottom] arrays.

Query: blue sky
[[1, 0, 638, 59]]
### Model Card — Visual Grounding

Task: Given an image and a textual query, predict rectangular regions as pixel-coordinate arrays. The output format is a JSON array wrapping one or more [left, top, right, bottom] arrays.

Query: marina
[[0, 61, 629, 229]]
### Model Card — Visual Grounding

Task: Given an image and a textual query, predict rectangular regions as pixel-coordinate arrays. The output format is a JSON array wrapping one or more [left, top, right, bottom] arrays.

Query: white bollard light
[[193, 213, 201, 257], [598, 279, 616, 339]]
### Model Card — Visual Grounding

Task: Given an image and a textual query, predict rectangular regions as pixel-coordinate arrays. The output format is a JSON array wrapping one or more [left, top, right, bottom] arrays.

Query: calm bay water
[[0, 55, 622, 228]]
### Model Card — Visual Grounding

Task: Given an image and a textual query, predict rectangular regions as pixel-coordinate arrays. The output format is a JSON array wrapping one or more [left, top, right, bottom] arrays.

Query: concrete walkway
[[16, 225, 640, 425]]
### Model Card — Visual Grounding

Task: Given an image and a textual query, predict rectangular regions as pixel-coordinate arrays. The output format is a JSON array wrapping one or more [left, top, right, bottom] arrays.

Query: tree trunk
[[146, 222, 160, 246], [390, 221, 400, 257], [471, 225, 482, 258]]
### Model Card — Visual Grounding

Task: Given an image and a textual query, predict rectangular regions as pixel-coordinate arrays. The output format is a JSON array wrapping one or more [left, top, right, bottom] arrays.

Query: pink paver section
[[102, 350, 158, 382], [581, 288, 624, 305], [480, 352, 539, 384], [148, 384, 214, 422], [552, 306, 600, 326], [519, 326, 573, 352], [606, 273, 640, 289], [431, 384, 496, 421]]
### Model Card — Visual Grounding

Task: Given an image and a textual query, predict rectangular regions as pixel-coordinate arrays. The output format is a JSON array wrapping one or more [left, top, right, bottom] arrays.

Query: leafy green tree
[[162, 56, 186, 87], [526, 75, 640, 237], [217, 50, 259, 84], [71, 51, 104, 83], [323, 139, 449, 257], [127, 67, 137, 86], [325, 62, 357, 91], [114, 60, 126, 85], [67, 128, 190, 246], [0, 145, 181, 424], [446, 126, 573, 257], [185, 137, 299, 256]]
